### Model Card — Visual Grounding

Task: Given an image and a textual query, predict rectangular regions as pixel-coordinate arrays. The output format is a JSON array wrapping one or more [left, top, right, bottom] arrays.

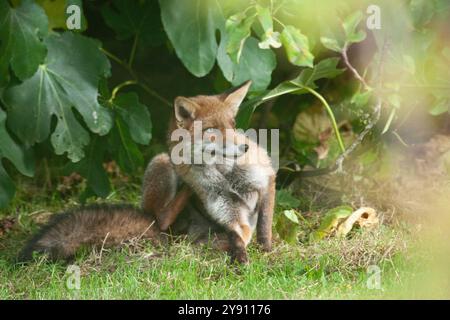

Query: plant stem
[[101, 48, 127, 69], [129, 34, 139, 68], [100, 47, 171, 107], [109, 80, 138, 103], [342, 44, 371, 91], [273, 16, 286, 29], [302, 86, 346, 153]]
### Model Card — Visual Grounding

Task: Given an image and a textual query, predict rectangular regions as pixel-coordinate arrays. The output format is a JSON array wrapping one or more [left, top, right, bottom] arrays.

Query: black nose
[[240, 144, 249, 153]]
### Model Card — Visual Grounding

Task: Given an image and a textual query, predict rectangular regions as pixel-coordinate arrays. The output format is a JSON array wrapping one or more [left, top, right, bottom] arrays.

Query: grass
[[0, 177, 434, 300], [0, 244, 410, 300]]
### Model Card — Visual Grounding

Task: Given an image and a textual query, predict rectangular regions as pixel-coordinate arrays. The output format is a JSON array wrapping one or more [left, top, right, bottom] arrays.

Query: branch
[[278, 98, 382, 179], [333, 98, 382, 173], [342, 44, 371, 91], [331, 41, 387, 173], [280, 40, 388, 179]]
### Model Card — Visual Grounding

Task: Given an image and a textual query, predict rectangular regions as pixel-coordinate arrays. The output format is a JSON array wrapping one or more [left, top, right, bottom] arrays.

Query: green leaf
[[342, 11, 366, 44], [320, 36, 343, 52], [230, 37, 276, 91], [68, 135, 110, 198], [381, 94, 401, 134], [259, 30, 281, 50], [256, 5, 281, 50], [283, 209, 300, 224], [255, 5, 272, 31], [217, 28, 234, 81], [2, 32, 112, 162], [0, 0, 48, 85], [225, 12, 256, 63], [0, 162, 15, 209], [276, 189, 301, 208], [429, 99, 449, 116], [101, 0, 164, 47], [311, 205, 353, 241], [36, 0, 87, 31], [160, 0, 222, 77], [410, 0, 435, 28], [292, 107, 331, 147], [275, 211, 299, 244], [236, 58, 343, 128], [351, 90, 372, 108], [0, 108, 35, 208], [112, 93, 152, 145], [291, 57, 344, 87], [291, 105, 352, 167], [280, 25, 314, 67], [0, 108, 35, 177], [109, 117, 144, 173]]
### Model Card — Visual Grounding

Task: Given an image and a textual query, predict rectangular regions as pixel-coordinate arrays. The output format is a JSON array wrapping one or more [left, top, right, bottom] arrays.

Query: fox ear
[[220, 80, 252, 115], [174, 97, 197, 124]]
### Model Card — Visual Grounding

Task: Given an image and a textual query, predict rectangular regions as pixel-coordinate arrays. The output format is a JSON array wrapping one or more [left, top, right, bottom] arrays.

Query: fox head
[[170, 81, 252, 163], [173, 80, 252, 132]]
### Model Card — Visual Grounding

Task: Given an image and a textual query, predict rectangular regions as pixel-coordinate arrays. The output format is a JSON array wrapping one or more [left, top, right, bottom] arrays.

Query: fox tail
[[18, 204, 159, 262]]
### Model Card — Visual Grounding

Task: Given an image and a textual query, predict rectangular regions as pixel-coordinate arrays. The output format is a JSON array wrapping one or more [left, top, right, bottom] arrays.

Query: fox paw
[[230, 250, 249, 265]]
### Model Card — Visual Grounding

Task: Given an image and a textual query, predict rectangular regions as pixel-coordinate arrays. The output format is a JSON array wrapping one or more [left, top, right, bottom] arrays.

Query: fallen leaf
[[311, 205, 353, 240], [283, 209, 300, 224], [336, 207, 379, 237]]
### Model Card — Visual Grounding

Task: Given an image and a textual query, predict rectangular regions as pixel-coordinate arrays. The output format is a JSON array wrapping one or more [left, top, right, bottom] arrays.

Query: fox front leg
[[142, 153, 192, 231], [228, 216, 253, 264], [157, 186, 192, 231], [256, 175, 276, 252], [228, 230, 249, 264]]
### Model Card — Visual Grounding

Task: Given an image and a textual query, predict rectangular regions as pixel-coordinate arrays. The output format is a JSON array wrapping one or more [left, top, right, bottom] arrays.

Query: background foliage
[[0, 0, 449, 218]]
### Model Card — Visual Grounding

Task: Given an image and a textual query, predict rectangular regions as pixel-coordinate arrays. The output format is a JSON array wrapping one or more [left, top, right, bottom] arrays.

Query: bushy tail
[[19, 204, 159, 262]]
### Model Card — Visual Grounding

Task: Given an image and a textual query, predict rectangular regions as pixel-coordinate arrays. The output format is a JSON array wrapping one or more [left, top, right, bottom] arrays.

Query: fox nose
[[239, 144, 249, 153]]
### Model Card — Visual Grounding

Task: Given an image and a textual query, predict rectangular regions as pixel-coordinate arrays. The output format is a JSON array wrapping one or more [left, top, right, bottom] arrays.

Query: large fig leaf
[[0, 108, 34, 208], [159, 0, 222, 77], [101, 0, 164, 47], [0, 0, 48, 85], [218, 32, 276, 92], [2, 32, 112, 162]]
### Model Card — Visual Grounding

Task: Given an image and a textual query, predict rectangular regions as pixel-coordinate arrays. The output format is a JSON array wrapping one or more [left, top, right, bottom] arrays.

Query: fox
[[19, 81, 276, 264], [143, 80, 276, 263]]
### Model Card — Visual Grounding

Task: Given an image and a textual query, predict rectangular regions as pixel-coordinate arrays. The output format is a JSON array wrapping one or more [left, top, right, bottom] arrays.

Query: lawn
[[0, 177, 433, 300]]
